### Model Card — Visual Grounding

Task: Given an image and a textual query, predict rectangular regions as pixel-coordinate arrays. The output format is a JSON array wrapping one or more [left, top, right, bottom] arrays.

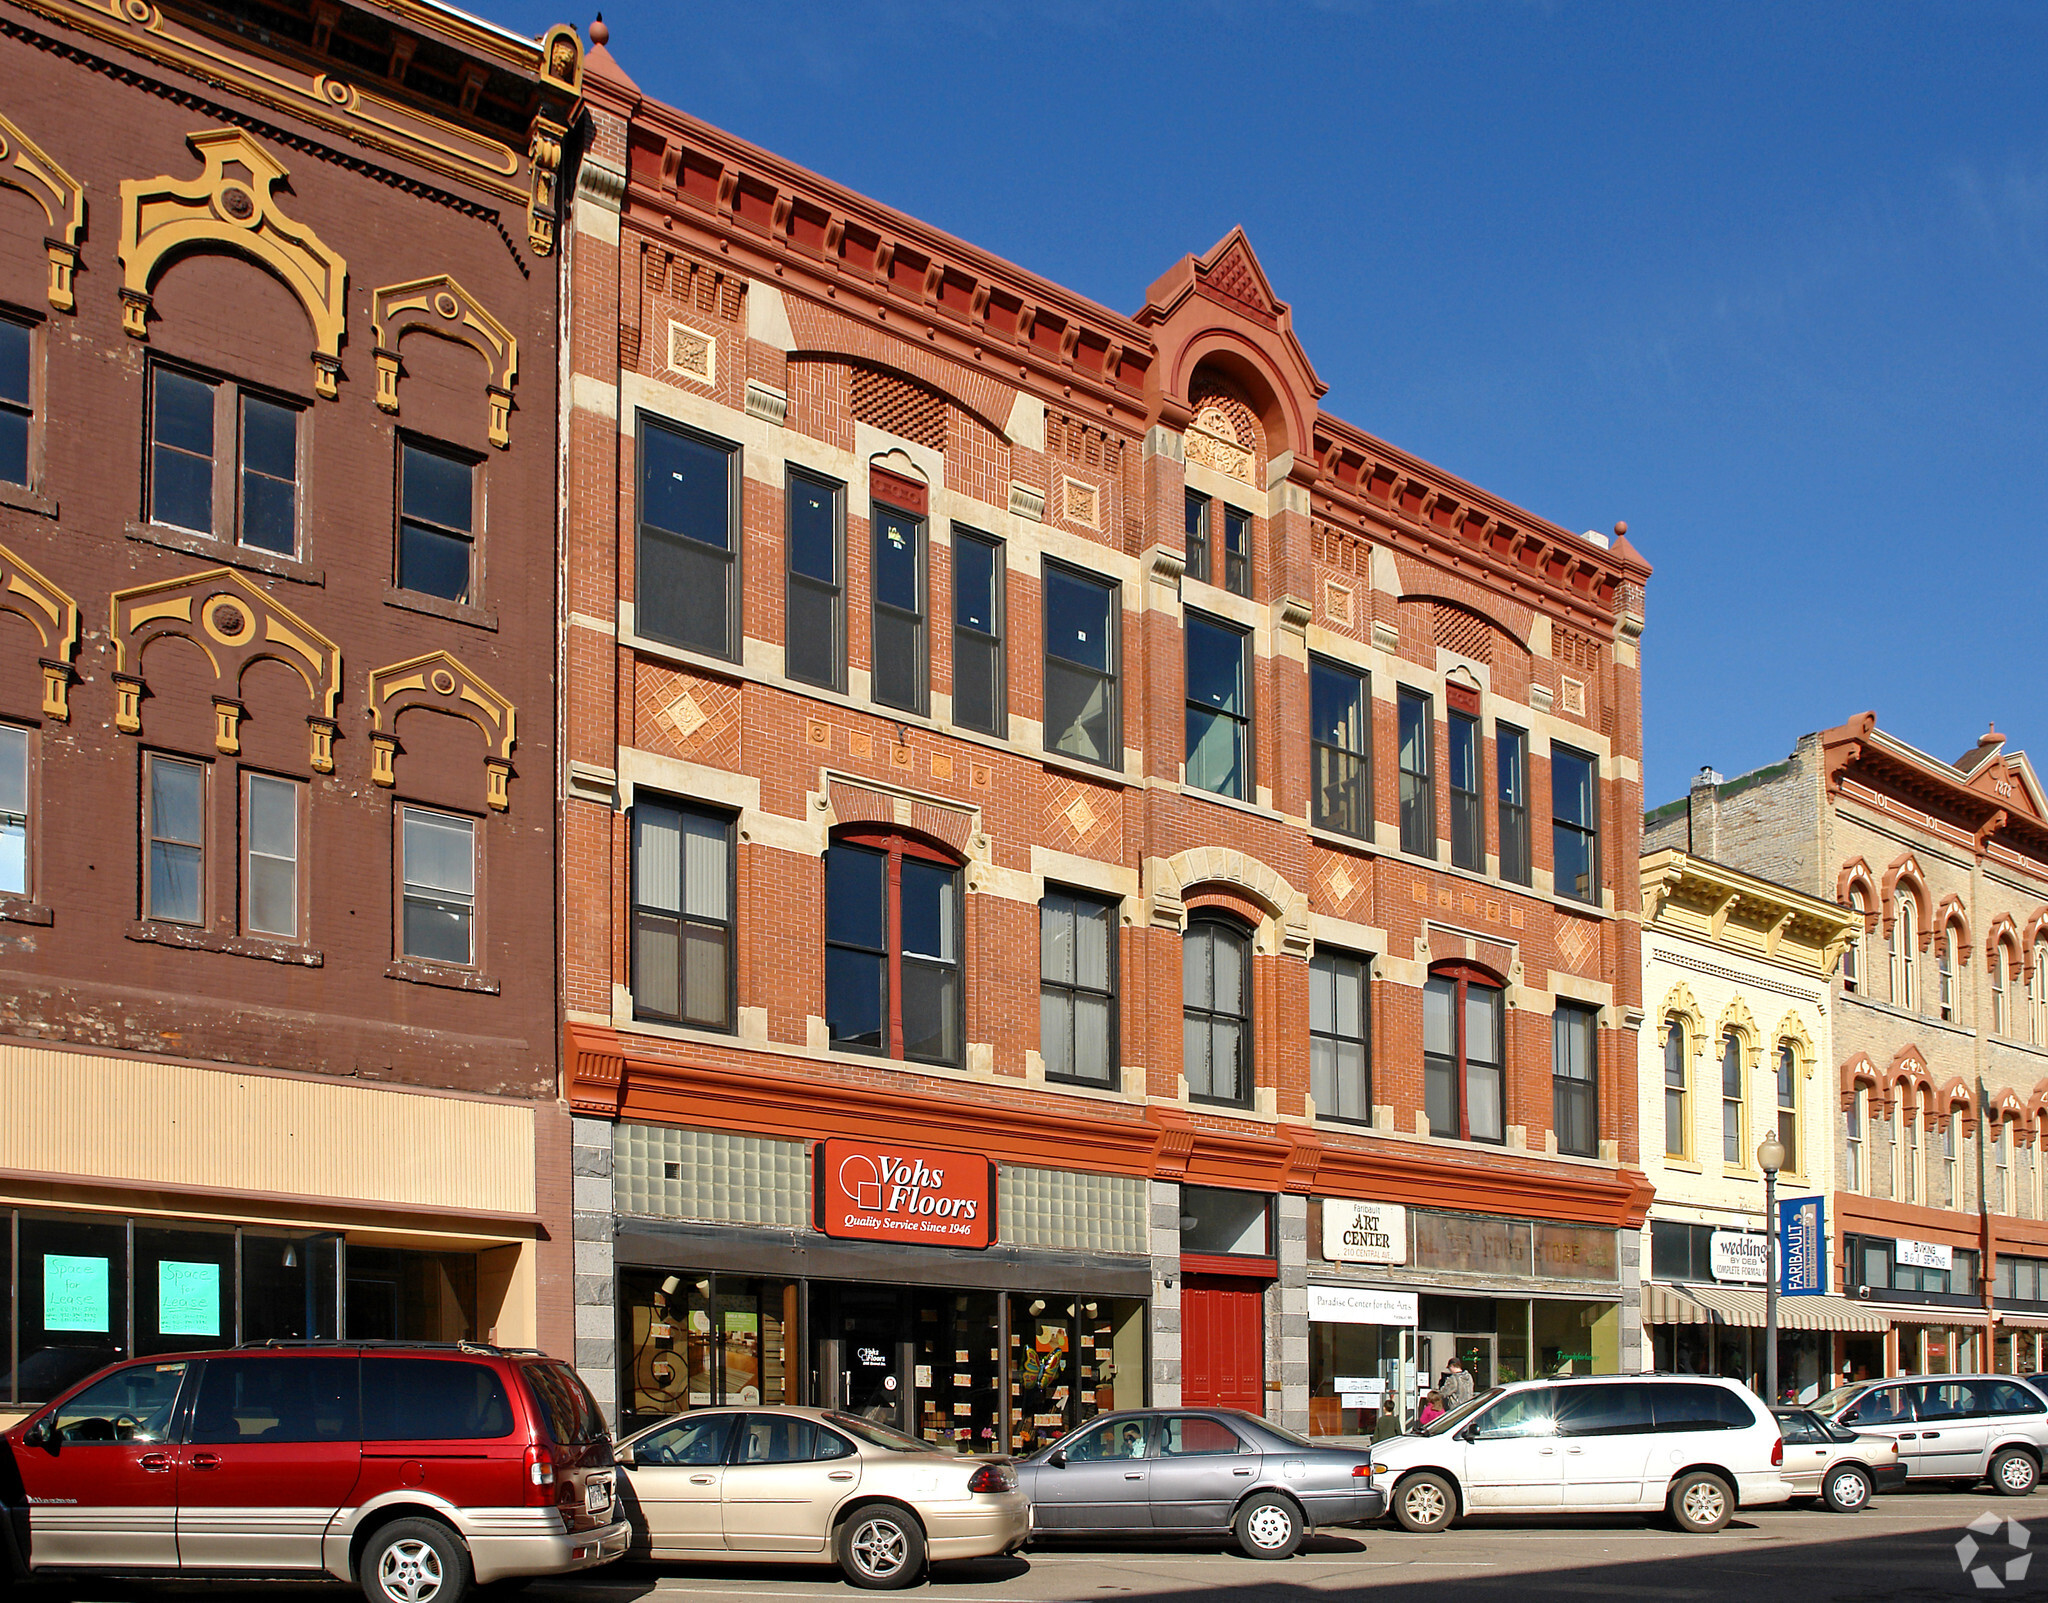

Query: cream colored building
[[1637, 848, 1879, 1398]]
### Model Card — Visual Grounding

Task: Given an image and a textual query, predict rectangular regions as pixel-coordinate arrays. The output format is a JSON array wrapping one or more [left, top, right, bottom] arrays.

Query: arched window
[[1721, 1032, 1745, 1166], [1663, 1021, 1689, 1159], [1944, 1111, 1959, 1206], [1845, 1085, 1865, 1193], [1843, 891, 1865, 992], [1992, 946, 2010, 1037], [1904, 1093, 1920, 1202], [1939, 929, 1956, 1022], [2033, 940, 2048, 1045], [1775, 1042, 1798, 1171], [1889, 1094, 1902, 1200], [1183, 915, 1250, 1107], [824, 828, 963, 1065], [1893, 894, 1917, 1010], [1996, 1120, 2011, 1214], [1424, 963, 1505, 1145]]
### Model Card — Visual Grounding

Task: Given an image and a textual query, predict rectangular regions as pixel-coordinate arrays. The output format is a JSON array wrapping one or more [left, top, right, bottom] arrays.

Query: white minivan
[[1368, 1375, 1791, 1533]]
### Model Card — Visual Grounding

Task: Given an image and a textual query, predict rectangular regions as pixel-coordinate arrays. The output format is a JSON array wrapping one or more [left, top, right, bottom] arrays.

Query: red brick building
[[0, 0, 578, 1416], [560, 26, 1653, 1440]]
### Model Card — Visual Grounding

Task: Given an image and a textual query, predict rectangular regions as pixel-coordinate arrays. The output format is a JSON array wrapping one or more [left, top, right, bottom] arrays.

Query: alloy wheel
[[1682, 1481, 1727, 1527], [2000, 1454, 2037, 1494], [850, 1516, 909, 1579], [378, 1539, 445, 1603], [1404, 1481, 1448, 1528]]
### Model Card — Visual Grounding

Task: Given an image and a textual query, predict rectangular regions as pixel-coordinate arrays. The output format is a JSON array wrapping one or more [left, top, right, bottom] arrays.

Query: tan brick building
[[1646, 717, 2048, 1379], [560, 25, 1653, 1441]]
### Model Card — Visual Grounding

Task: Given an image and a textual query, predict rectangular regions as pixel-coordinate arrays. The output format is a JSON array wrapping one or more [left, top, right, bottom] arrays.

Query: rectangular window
[[1846, 1090, 1863, 1192], [400, 807, 475, 966], [951, 528, 1004, 735], [1425, 970, 1503, 1143], [1497, 724, 1530, 884], [638, 417, 738, 657], [0, 312, 31, 487], [238, 394, 298, 556], [1310, 950, 1370, 1123], [824, 836, 962, 1066], [1222, 505, 1251, 596], [1448, 708, 1483, 871], [1552, 745, 1600, 904], [1398, 689, 1435, 857], [1775, 1044, 1798, 1167], [150, 367, 217, 535], [1040, 888, 1116, 1087], [1663, 1026, 1687, 1158], [1042, 563, 1120, 770], [144, 754, 205, 925], [870, 502, 927, 713], [397, 439, 476, 604], [1310, 659, 1369, 838], [1183, 919, 1251, 1107], [1553, 1003, 1599, 1158], [0, 722, 29, 896], [784, 469, 843, 690], [631, 799, 733, 1030], [244, 773, 299, 938], [1184, 492, 1209, 585], [1184, 612, 1250, 800], [1721, 1034, 1744, 1165]]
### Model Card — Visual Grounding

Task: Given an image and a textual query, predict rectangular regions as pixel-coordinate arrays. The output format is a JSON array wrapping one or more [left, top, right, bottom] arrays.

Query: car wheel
[[1822, 1464, 1873, 1513], [1668, 1471, 1733, 1534], [1233, 1493, 1304, 1560], [1991, 1449, 2039, 1497], [835, 1502, 927, 1590], [360, 1518, 471, 1603], [1392, 1472, 1455, 1534]]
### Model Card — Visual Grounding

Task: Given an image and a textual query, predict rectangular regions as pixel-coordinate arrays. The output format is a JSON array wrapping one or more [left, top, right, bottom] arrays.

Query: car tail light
[[967, 1463, 1017, 1494], [525, 1443, 557, 1506], [1771, 1437, 1784, 1468], [1351, 1464, 1373, 1478]]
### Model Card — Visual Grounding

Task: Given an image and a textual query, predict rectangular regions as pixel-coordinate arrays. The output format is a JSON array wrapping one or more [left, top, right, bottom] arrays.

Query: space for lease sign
[[814, 1138, 996, 1250]]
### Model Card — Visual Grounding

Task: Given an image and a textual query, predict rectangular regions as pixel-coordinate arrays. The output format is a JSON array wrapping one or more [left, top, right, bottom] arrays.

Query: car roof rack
[[240, 1338, 548, 1357]]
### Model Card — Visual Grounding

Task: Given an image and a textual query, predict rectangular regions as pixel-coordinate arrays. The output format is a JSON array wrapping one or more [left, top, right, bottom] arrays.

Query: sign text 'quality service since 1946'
[[814, 1138, 996, 1250]]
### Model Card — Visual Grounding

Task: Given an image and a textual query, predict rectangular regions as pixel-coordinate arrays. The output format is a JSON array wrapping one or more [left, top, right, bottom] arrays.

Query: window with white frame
[[1893, 893, 1917, 1009], [1905, 1094, 1920, 1202], [144, 753, 206, 926], [1890, 1096, 1902, 1200], [631, 798, 734, 1031], [1663, 1020, 1688, 1159], [2034, 940, 2048, 1045], [1993, 945, 2010, 1036], [1845, 1086, 1864, 1193], [1843, 890, 1865, 992], [1775, 1042, 1798, 1170], [399, 806, 476, 966], [1939, 927, 1956, 1022], [243, 773, 300, 939], [0, 723, 29, 897], [1720, 1031, 1745, 1166], [1997, 1121, 2011, 1214]]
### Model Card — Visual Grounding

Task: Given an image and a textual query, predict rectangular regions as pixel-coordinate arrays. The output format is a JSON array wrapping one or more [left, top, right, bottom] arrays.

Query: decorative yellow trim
[[119, 130, 348, 399], [1713, 993, 1760, 1065], [109, 567, 341, 768], [370, 275, 518, 447], [18, 0, 538, 206], [366, 650, 516, 811], [527, 113, 566, 260], [0, 540, 81, 696], [0, 109, 85, 312], [1656, 980, 1706, 1051]]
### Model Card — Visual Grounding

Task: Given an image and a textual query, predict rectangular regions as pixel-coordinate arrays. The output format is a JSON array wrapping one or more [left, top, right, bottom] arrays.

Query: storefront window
[[1180, 1186, 1271, 1257], [136, 1223, 236, 1356], [346, 1246, 477, 1341], [1309, 1319, 1411, 1438], [620, 1269, 796, 1433], [17, 1214, 128, 1403], [1006, 1293, 1145, 1455], [242, 1231, 340, 1343], [914, 1289, 1000, 1453]]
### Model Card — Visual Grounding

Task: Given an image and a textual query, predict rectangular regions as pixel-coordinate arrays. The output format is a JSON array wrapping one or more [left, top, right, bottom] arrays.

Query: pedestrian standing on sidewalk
[[1439, 1356, 1474, 1410]]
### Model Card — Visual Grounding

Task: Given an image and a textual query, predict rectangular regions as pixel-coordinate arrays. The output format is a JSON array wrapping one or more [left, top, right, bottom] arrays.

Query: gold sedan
[[614, 1407, 1028, 1589]]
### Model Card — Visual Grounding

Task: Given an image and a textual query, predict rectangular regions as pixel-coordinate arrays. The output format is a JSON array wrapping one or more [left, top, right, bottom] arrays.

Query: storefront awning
[[1884, 1306, 1993, 1329], [1646, 1282, 1891, 1334]]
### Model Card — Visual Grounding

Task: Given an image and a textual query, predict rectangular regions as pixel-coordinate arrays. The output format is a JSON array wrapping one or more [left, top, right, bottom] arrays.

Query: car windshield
[[826, 1413, 939, 1454], [1810, 1383, 1868, 1415], [1419, 1387, 1502, 1437]]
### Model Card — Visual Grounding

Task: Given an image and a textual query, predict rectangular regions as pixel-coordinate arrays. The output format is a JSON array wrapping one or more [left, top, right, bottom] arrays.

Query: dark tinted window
[[1843, 1386, 1913, 1426], [1647, 1382, 1756, 1432], [190, 1356, 357, 1444], [522, 1359, 607, 1444], [1981, 1381, 2046, 1417], [362, 1357, 513, 1441], [638, 419, 737, 657], [1555, 1383, 1654, 1437], [1161, 1415, 1244, 1456]]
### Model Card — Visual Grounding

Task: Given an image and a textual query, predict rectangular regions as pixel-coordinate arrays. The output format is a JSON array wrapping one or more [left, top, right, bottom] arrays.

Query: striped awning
[[1884, 1306, 1994, 1329], [1645, 1282, 1891, 1334]]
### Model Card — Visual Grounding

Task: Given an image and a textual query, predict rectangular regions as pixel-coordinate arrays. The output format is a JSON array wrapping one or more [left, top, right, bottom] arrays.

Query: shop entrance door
[[1419, 1331, 1495, 1402], [814, 1285, 911, 1431], [1181, 1275, 1265, 1414]]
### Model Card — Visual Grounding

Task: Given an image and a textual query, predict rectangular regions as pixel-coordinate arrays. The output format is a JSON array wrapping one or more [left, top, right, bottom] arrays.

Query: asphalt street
[[14, 1492, 2043, 1603]]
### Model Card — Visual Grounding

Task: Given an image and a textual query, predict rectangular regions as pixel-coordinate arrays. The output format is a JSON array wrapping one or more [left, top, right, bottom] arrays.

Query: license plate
[[587, 1478, 613, 1513]]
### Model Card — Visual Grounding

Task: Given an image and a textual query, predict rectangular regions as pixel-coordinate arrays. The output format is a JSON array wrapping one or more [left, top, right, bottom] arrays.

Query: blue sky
[[498, 0, 2048, 805]]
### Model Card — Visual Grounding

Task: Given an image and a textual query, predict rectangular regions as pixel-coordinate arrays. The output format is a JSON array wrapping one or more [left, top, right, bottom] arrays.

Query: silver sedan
[[1013, 1408, 1385, 1559]]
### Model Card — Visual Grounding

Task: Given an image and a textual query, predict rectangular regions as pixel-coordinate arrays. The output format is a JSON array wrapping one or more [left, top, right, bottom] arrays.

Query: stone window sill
[[384, 587, 499, 632], [127, 921, 324, 965], [387, 958, 500, 994], [126, 522, 325, 586], [0, 897, 53, 926], [0, 483, 56, 519]]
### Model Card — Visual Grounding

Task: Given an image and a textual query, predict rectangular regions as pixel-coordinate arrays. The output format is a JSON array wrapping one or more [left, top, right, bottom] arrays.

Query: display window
[[1006, 1293, 1145, 1455]]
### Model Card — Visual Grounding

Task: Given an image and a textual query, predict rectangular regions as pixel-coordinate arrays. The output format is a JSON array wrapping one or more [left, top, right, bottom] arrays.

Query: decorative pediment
[[119, 130, 348, 398], [371, 274, 519, 448], [367, 651, 516, 811], [0, 109, 84, 312], [1712, 994, 1759, 1062], [109, 567, 341, 769], [1773, 1010, 1816, 1074], [1655, 981, 1705, 1049], [0, 539, 80, 721]]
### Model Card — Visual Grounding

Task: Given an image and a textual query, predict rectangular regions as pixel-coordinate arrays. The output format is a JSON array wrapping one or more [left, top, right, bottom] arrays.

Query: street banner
[[1780, 1195, 1825, 1296]]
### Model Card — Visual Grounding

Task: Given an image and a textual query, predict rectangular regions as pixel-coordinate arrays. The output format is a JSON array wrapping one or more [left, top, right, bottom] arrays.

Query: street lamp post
[[1757, 1134, 1787, 1406]]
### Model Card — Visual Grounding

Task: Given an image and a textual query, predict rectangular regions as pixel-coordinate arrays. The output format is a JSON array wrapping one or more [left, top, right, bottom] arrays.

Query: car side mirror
[[22, 1418, 51, 1448], [615, 1446, 635, 1468], [1048, 1448, 1068, 1469]]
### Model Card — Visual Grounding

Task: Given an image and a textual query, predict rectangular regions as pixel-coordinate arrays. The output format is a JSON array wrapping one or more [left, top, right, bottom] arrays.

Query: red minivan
[[0, 1342, 627, 1603]]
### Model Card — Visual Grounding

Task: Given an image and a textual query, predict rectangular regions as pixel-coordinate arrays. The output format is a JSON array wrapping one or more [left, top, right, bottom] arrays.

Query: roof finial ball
[[1613, 521, 1627, 539], [590, 13, 608, 45]]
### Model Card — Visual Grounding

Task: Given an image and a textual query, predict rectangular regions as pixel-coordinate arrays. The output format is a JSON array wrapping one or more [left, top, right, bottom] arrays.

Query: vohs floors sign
[[815, 1138, 997, 1249]]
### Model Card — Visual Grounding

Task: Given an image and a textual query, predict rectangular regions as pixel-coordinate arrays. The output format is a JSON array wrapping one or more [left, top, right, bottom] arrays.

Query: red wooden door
[[1180, 1274, 1265, 1414]]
